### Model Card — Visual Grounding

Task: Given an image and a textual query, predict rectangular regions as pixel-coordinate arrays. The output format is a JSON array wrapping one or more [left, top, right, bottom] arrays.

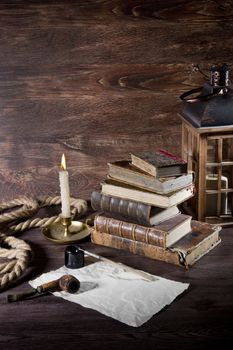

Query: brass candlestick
[[42, 216, 91, 244], [61, 217, 72, 238]]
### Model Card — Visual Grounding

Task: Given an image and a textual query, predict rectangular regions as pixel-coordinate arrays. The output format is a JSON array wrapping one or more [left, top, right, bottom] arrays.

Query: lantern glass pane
[[206, 166, 219, 178], [222, 164, 233, 189], [205, 192, 232, 217], [205, 164, 233, 218], [228, 192, 233, 216], [206, 165, 233, 189], [222, 138, 233, 161], [207, 139, 218, 162]]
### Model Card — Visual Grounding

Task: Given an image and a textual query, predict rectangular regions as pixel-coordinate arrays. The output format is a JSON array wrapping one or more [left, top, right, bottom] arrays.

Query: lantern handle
[[179, 86, 219, 102], [192, 64, 209, 79], [181, 63, 232, 102]]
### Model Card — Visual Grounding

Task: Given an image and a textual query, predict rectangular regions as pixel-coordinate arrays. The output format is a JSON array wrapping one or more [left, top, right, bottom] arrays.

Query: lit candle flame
[[61, 153, 66, 171]]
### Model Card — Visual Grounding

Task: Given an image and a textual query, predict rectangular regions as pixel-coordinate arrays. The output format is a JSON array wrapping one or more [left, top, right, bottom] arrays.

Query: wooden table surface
[[0, 218, 232, 350]]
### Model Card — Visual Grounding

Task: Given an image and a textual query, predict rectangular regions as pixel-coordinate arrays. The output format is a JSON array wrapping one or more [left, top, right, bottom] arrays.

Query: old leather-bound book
[[94, 214, 192, 248], [91, 191, 180, 226], [107, 160, 193, 194], [91, 221, 221, 268], [130, 149, 188, 177], [101, 179, 194, 208]]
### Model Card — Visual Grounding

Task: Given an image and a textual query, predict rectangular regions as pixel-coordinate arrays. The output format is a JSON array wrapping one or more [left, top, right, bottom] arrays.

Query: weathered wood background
[[1, 3, 233, 350], [0, 0, 233, 201]]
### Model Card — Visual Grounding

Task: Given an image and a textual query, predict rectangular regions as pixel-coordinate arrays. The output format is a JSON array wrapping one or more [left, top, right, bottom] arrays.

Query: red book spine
[[158, 149, 186, 164]]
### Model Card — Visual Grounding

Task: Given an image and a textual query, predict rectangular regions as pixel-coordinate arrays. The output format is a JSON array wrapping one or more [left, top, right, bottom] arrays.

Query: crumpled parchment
[[29, 261, 189, 327]]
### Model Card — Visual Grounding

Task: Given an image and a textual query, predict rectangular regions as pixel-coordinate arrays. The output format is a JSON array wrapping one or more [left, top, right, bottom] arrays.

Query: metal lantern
[[180, 65, 233, 225]]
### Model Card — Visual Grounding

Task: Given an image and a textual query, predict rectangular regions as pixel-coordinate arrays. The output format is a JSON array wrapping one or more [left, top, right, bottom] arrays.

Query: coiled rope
[[0, 196, 88, 291]]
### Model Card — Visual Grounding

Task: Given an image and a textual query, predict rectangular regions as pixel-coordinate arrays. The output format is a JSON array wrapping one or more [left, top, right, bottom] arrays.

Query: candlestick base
[[42, 220, 91, 244]]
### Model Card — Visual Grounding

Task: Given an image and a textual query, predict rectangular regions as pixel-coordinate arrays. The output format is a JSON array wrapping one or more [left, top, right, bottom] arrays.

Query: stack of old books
[[91, 149, 221, 268]]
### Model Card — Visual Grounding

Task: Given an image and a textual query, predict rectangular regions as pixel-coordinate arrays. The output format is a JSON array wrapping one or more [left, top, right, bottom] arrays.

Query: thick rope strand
[[0, 196, 88, 291], [0, 197, 39, 223], [0, 234, 32, 291], [10, 197, 87, 233]]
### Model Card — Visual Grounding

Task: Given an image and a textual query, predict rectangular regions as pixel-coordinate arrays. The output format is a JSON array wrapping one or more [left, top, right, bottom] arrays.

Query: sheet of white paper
[[29, 262, 189, 327]]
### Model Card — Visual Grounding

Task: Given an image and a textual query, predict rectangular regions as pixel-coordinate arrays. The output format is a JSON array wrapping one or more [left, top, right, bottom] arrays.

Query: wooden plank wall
[[0, 0, 232, 201]]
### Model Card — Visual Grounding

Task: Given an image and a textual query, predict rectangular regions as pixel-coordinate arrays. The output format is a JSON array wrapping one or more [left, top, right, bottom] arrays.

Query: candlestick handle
[[61, 217, 72, 237]]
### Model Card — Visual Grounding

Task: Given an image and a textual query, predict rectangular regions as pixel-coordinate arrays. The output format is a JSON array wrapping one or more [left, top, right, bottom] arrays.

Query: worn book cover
[[107, 160, 193, 194], [101, 179, 194, 208], [94, 214, 192, 248], [91, 221, 221, 268], [170, 221, 221, 266], [91, 191, 180, 226], [130, 149, 188, 177]]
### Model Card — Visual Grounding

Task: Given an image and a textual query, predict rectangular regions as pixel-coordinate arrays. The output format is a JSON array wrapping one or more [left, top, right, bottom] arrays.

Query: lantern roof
[[180, 65, 233, 128]]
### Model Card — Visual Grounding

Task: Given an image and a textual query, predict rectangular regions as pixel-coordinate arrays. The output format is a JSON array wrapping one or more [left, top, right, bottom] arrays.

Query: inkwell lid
[[65, 245, 84, 269]]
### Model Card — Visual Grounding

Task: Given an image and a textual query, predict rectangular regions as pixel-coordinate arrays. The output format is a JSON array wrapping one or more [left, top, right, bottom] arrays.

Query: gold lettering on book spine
[[106, 217, 110, 233], [109, 197, 113, 213], [145, 227, 150, 245], [100, 195, 105, 211], [119, 220, 124, 237], [131, 224, 136, 241]]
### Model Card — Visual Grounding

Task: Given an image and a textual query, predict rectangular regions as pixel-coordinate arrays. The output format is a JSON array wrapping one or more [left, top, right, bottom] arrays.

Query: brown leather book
[[130, 149, 187, 177], [91, 221, 221, 268], [107, 160, 193, 194], [94, 214, 192, 248], [101, 179, 194, 208], [91, 191, 180, 226]]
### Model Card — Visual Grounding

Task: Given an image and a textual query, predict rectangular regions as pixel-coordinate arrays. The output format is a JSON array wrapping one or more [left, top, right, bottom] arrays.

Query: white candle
[[59, 153, 71, 218]]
